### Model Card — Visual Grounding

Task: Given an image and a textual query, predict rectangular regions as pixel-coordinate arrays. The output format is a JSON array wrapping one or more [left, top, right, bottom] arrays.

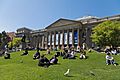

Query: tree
[[0, 31, 11, 50], [8, 38, 22, 48], [0, 33, 2, 45], [91, 20, 120, 48]]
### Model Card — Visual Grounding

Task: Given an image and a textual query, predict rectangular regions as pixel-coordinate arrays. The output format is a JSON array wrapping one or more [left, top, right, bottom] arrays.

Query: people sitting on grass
[[50, 55, 58, 64], [111, 48, 117, 55], [60, 49, 65, 56], [33, 49, 40, 60], [106, 53, 117, 66], [4, 50, 10, 59], [76, 46, 80, 53], [105, 47, 118, 55], [63, 49, 76, 59], [21, 48, 28, 56], [68, 49, 76, 59], [80, 48, 87, 59], [63, 52, 70, 59], [38, 55, 50, 68], [55, 52, 60, 57]]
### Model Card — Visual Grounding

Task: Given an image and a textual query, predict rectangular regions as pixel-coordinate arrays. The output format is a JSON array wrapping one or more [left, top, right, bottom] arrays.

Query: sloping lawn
[[0, 50, 120, 80]]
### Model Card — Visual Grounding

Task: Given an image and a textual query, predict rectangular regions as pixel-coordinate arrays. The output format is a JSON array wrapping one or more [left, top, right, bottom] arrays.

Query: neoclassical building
[[17, 14, 120, 49]]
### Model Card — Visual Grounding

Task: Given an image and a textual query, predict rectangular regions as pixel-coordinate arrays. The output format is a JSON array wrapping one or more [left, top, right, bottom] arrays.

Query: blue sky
[[0, 0, 120, 32]]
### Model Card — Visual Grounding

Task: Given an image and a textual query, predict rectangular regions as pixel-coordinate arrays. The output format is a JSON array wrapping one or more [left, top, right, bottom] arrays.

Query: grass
[[0, 50, 120, 80]]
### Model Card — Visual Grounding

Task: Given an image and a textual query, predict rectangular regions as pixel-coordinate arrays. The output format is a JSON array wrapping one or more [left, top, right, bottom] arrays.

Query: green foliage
[[91, 20, 120, 47], [0, 31, 10, 49], [0, 33, 2, 45], [0, 51, 120, 80], [8, 38, 22, 48]]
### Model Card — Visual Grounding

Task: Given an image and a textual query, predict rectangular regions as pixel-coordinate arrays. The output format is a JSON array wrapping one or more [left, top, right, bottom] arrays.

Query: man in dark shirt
[[38, 55, 50, 67]]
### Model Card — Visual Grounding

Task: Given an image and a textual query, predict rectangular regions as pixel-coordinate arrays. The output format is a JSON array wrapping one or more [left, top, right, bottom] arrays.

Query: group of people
[[62, 48, 76, 59], [105, 47, 118, 66], [56, 47, 87, 60], [106, 53, 117, 66], [38, 54, 58, 67], [105, 47, 118, 55], [20, 47, 58, 68], [2, 42, 119, 67]]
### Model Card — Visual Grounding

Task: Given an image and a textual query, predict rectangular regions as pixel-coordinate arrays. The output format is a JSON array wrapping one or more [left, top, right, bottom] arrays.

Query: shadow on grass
[[56, 63, 61, 65], [50, 63, 61, 65], [67, 75, 75, 77]]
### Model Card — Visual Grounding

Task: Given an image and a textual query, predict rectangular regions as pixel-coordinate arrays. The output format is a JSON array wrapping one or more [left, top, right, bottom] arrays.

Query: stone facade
[[17, 14, 120, 49]]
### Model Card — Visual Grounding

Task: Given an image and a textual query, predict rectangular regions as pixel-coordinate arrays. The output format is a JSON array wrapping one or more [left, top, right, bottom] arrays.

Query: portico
[[45, 18, 83, 49]]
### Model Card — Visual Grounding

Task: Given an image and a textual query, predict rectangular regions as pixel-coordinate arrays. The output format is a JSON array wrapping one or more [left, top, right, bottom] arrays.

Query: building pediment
[[45, 18, 82, 29]]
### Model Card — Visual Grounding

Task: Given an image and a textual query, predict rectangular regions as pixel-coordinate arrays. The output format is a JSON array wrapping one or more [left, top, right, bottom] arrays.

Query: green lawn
[[0, 50, 120, 80]]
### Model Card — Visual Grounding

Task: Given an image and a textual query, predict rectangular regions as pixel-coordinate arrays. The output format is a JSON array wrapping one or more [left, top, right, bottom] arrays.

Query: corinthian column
[[77, 28, 80, 47], [58, 32, 60, 49], [50, 32, 52, 49], [54, 31, 56, 48], [67, 30, 69, 48], [62, 30, 64, 48], [46, 33, 48, 49], [42, 35, 45, 48]]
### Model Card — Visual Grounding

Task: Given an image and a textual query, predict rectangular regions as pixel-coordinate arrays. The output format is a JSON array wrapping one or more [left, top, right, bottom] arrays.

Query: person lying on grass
[[38, 55, 50, 68], [106, 53, 117, 66]]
